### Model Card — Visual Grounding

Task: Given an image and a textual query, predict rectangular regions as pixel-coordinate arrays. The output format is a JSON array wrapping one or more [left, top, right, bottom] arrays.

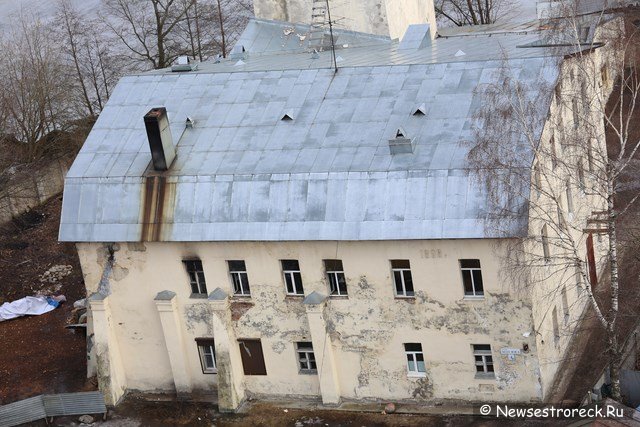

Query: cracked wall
[[76, 239, 542, 403]]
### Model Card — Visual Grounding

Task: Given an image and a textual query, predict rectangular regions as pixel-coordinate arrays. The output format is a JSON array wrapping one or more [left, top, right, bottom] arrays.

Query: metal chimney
[[144, 107, 176, 171]]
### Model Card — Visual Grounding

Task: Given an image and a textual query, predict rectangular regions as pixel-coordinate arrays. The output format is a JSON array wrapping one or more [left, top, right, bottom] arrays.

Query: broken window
[[404, 343, 426, 377], [473, 344, 494, 377], [552, 307, 560, 344], [391, 260, 414, 297], [282, 260, 304, 295], [566, 180, 574, 214], [460, 259, 484, 297], [228, 260, 251, 296], [578, 158, 585, 191], [196, 338, 216, 374], [296, 342, 317, 374], [183, 259, 207, 296], [238, 339, 267, 375], [324, 260, 347, 296]]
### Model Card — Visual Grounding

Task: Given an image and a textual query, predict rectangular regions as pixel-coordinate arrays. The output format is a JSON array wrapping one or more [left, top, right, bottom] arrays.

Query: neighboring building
[[59, 1, 615, 411]]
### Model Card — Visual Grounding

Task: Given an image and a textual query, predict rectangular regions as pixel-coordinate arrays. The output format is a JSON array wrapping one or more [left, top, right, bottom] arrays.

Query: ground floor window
[[472, 344, 494, 378], [295, 342, 317, 374], [196, 339, 217, 374], [404, 343, 426, 377]]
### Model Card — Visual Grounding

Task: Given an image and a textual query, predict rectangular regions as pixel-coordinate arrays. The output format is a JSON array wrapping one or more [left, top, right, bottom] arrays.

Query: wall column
[[89, 293, 126, 406], [154, 291, 192, 396], [303, 292, 341, 405], [208, 288, 246, 412]]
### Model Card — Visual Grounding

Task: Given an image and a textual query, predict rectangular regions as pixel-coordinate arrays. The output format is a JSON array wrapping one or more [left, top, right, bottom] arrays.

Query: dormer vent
[[412, 104, 426, 116], [185, 117, 195, 128], [389, 128, 414, 155], [144, 107, 176, 171], [281, 110, 294, 121], [171, 56, 197, 72]]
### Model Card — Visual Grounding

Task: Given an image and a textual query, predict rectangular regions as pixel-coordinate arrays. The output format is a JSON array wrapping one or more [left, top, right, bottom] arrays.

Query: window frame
[[552, 306, 560, 344], [324, 259, 348, 296], [460, 259, 484, 298], [542, 225, 551, 263], [295, 342, 317, 374], [281, 260, 304, 296], [404, 343, 426, 377], [391, 260, 415, 298], [196, 338, 217, 374], [183, 259, 207, 296], [472, 344, 495, 378], [228, 260, 251, 296]]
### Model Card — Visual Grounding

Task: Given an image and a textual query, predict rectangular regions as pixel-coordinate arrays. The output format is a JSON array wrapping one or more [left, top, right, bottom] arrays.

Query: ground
[[0, 195, 94, 404]]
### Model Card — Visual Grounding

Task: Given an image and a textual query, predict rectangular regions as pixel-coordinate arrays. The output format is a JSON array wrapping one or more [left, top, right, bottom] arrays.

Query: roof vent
[[389, 128, 414, 154], [412, 104, 426, 116], [185, 117, 195, 128], [171, 56, 197, 72], [144, 107, 176, 171], [281, 110, 294, 121], [230, 44, 246, 60]]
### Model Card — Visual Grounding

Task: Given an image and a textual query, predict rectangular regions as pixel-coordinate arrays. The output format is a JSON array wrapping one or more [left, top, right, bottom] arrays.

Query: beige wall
[[78, 238, 543, 405], [253, 0, 436, 40]]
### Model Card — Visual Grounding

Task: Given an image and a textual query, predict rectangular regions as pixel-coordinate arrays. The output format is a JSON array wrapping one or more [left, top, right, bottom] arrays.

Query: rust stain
[[140, 174, 175, 242]]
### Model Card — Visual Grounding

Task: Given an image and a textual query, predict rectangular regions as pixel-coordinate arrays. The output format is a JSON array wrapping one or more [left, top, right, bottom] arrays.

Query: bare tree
[[468, 6, 640, 402], [434, 0, 515, 26], [102, 0, 195, 69]]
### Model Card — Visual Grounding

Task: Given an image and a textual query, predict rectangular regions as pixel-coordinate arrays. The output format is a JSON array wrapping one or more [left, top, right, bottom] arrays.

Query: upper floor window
[[228, 260, 250, 296], [552, 306, 560, 344], [391, 260, 414, 297], [460, 259, 484, 297], [404, 343, 426, 377], [472, 344, 494, 377], [183, 259, 207, 296], [296, 342, 317, 374], [566, 180, 574, 214], [282, 260, 304, 295], [324, 259, 347, 296], [196, 339, 217, 374]]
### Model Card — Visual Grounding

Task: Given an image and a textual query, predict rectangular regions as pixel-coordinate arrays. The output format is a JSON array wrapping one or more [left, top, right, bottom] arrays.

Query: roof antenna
[[325, 0, 338, 73]]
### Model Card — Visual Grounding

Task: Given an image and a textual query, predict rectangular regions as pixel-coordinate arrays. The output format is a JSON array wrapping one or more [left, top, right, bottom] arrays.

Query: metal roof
[[59, 19, 560, 243]]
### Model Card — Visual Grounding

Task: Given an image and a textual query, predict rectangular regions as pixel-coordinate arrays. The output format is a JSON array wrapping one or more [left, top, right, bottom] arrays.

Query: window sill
[[395, 295, 416, 301], [329, 295, 349, 299], [407, 372, 427, 378], [474, 373, 496, 380], [462, 295, 485, 301], [189, 293, 208, 299], [285, 294, 304, 299], [231, 294, 252, 299], [202, 370, 218, 375], [298, 370, 318, 375]]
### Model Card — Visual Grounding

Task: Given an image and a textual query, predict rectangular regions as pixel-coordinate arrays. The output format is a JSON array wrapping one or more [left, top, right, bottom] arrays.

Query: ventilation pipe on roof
[[399, 24, 433, 50], [144, 107, 176, 171]]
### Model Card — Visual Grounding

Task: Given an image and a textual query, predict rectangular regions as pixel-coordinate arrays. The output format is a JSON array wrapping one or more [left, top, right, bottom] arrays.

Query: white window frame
[[460, 259, 484, 298], [325, 260, 348, 296], [197, 341, 217, 374], [228, 260, 251, 296], [472, 344, 494, 378], [391, 260, 414, 297], [282, 260, 304, 296], [183, 259, 207, 295], [296, 342, 317, 374], [542, 225, 550, 263], [404, 343, 426, 377]]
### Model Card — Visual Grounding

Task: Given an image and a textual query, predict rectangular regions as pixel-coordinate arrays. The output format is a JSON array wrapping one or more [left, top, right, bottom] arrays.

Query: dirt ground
[[0, 195, 95, 404]]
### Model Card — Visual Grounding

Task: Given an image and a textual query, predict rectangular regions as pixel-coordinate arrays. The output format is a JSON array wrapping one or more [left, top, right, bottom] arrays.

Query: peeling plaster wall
[[77, 239, 542, 403]]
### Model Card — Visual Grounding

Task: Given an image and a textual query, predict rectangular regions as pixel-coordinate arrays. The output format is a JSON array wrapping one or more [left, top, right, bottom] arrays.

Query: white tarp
[[0, 295, 66, 322]]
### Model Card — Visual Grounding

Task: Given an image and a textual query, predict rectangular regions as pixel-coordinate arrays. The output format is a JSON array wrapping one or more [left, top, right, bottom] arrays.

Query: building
[[59, 0, 615, 411]]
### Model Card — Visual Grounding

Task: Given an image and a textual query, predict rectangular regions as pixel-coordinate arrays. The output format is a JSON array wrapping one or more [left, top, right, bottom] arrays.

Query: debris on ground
[[0, 295, 66, 322]]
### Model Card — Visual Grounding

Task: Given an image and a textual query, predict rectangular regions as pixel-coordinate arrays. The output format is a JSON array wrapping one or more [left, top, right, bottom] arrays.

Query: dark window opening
[[391, 259, 414, 297], [183, 259, 207, 295], [282, 260, 304, 295], [228, 260, 251, 296], [460, 259, 484, 297], [324, 259, 347, 296], [238, 339, 266, 375]]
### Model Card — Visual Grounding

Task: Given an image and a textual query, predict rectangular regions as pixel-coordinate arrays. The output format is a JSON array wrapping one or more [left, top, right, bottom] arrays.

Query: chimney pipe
[[144, 107, 176, 171]]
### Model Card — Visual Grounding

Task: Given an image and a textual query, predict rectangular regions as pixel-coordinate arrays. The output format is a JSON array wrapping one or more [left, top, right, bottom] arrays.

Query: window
[[183, 260, 207, 295], [552, 307, 560, 344], [550, 135, 558, 169], [228, 260, 250, 296], [473, 344, 494, 377], [282, 260, 304, 295], [238, 339, 267, 375], [561, 286, 569, 324], [404, 343, 426, 377], [566, 180, 574, 214], [601, 65, 609, 86], [196, 339, 217, 373], [572, 98, 579, 129], [587, 138, 595, 172], [296, 342, 317, 374], [578, 159, 585, 191], [533, 163, 542, 196], [542, 225, 550, 263], [324, 260, 347, 296], [460, 259, 484, 297], [557, 195, 564, 229], [391, 260, 414, 297]]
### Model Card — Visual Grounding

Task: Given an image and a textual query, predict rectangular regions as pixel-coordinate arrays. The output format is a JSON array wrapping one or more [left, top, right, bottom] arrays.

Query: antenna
[[325, 0, 338, 73], [308, 0, 338, 73]]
